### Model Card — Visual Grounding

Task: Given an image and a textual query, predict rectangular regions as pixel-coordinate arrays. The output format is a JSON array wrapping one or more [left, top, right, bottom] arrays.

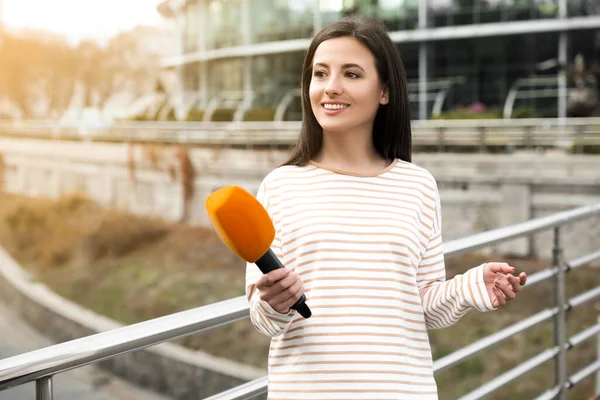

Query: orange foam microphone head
[[206, 185, 312, 319], [205, 186, 275, 263]]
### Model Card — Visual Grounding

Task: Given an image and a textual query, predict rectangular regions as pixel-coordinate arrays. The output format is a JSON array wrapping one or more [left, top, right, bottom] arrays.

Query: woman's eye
[[346, 72, 360, 79], [313, 70, 326, 78]]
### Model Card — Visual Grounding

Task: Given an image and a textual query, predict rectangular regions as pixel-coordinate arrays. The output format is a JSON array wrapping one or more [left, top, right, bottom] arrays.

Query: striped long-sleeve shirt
[[245, 158, 496, 400]]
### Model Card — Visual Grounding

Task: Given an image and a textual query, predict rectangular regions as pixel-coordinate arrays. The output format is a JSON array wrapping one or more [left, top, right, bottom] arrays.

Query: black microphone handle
[[255, 249, 312, 319]]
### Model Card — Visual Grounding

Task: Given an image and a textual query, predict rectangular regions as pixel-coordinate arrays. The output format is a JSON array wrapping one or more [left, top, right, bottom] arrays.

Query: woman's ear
[[380, 85, 389, 105]]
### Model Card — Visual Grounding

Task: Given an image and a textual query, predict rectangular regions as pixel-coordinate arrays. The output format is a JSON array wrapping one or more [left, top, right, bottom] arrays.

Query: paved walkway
[[0, 301, 171, 400]]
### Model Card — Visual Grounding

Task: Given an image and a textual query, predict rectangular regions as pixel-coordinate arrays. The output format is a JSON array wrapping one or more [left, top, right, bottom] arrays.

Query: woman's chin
[[316, 120, 351, 134]]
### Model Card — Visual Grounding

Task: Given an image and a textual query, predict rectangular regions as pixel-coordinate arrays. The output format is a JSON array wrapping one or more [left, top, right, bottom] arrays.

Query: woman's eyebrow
[[313, 62, 366, 73]]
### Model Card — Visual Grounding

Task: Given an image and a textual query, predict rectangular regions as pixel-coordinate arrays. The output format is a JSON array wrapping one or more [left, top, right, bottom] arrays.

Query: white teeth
[[323, 104, 348, 110]]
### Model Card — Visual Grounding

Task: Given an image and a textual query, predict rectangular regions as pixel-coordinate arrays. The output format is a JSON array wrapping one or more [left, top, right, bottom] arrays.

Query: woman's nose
[[324, 76, 342, 96]]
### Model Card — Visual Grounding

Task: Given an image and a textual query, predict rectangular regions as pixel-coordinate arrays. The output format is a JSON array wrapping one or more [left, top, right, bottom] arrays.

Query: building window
[[568, 0, 600, 16], [427, 32, 564, 118], [183, 2, 202, 53], [432, 0, 558, 27], [251, 52, 304, 111], [208, 58, 243, 100], [251, 0, 314, 43], [320, 0, 418, 30], [207, 0, 243, 49]]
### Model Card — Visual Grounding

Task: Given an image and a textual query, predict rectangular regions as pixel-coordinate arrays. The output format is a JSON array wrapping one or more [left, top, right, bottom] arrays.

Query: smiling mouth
[[322, 103, 350, 111]]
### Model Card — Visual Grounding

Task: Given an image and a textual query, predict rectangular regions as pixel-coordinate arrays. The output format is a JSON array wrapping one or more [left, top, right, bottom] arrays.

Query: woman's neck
[[314, 128, 390, 173]]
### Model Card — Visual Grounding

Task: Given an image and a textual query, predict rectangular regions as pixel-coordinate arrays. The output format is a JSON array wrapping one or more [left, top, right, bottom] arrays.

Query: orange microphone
[[205, 186, 311, 318]]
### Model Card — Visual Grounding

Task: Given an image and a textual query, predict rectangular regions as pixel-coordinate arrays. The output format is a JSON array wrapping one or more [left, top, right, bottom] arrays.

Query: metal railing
[[0, 203, 599, 399], [1, 118, 600, 151]]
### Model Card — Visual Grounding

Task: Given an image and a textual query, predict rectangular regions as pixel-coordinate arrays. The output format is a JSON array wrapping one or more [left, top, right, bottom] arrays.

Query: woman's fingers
[[258, 269, 294, 302], [487, 263, 528, 308], [492, 286, 506, 307], [495, 278, 516, 300], [276, 279, 305, 313], [505, 274, 521, 293], [270, 274, 303, 310], [487, 262, 516, 275], [519, 272, 528, 286]]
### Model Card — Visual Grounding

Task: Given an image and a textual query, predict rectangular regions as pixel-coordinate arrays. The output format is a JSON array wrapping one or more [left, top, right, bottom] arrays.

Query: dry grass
[[0, 191, 598, 399]]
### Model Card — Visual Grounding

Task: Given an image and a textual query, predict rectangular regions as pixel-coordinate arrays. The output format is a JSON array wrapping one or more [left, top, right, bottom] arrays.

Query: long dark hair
[[283, 15, 412, 166]]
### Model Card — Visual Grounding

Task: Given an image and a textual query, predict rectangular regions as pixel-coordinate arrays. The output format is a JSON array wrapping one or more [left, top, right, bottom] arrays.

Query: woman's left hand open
[[483, 262, 528, 308]]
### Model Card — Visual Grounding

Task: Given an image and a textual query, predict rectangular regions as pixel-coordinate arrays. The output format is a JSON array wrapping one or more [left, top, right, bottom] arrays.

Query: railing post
[[437, 127, 445, 152], [553, 226, 567, 400], [478, 127, 487, 153], [36, 376, 53, 400], [596, 314, 600, 395], [524, 126, 533, 150]]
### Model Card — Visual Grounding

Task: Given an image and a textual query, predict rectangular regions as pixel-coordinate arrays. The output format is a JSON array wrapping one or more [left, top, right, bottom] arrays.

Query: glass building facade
[[158, 0, 600, 121]]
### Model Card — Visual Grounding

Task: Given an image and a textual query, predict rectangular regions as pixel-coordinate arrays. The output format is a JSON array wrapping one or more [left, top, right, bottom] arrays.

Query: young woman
[[245, 15, 527, 399]]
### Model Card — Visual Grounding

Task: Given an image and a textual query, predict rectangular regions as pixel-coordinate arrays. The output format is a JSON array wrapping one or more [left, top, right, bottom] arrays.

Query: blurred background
[[0, 0, 598, 123], [0, 1, 599, 400]]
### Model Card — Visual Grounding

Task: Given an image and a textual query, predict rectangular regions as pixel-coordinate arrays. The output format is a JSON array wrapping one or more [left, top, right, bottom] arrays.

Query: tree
[[0, 26, 163, 120], [0, 33, 42, 117], [0, 31, 78, 118]]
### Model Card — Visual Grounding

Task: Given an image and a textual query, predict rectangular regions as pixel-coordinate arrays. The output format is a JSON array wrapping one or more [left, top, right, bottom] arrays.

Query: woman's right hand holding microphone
[[256, 268, 305, 314]]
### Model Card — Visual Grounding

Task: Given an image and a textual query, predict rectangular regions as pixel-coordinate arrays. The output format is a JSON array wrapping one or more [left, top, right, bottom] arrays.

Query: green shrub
[[186, 108, 204, 121], [129, 113, 152, 121], [433, 106, 543, 120], [164, 108, 177, 121], [211, 108, 235, 122], [433, 107, 502, 120], [510, 106, 542, 119], [243, 107, 276, 121]]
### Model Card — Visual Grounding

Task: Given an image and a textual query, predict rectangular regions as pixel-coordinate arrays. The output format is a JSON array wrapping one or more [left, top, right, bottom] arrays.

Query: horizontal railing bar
[[2, 117, 600, 129], [444, 203, 600, 258], [568, 322, 600, 348], [0, 296, 249, 390], [2, 118, 600, 147], [434, 281, 600, 374], [5, 130, 596, 146], [568, 250, 600, 271], [533, 385, 561, 400], [508, 321, 600, 400], [533, 360, 600, 399], [568, 360, 600, 388], [433, 307, 558, 373], [521, 267, 558, 289], [516, 248, 600, 290], [460, 315, 600, 400], [456, 347, 560, 400], [204, 376, 268, 400], [568, 286, 600, 309]]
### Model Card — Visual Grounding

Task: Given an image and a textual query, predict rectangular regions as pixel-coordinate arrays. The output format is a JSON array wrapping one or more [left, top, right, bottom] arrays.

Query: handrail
[[1, 118, 600, 150], [0, 203, 599, 399], [1, 116, 599, 129], [0, 296, 249, 389], [503, 75, 560, 119], [443, 202, 600, 258]]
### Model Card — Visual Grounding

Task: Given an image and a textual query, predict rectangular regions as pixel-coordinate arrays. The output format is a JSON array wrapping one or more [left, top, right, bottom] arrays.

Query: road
[[0, 301, 171, 400]]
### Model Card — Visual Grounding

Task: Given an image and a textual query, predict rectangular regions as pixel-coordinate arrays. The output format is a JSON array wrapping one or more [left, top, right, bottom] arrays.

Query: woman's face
[[309, 36, 388, 135]]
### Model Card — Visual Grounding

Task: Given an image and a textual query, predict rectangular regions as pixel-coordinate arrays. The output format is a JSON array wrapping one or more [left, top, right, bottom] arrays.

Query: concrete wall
[[1, 137, 599, 260]]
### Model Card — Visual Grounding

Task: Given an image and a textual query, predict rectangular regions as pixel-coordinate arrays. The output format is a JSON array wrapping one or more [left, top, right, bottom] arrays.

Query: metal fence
[[0, 204, 599, 400], [1, 118, 600, 151]]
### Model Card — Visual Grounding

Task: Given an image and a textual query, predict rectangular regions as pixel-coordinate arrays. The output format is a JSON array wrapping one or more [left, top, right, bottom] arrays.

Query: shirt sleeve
[[245, 178, 296, 337], [417, 179, 496, 330]]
